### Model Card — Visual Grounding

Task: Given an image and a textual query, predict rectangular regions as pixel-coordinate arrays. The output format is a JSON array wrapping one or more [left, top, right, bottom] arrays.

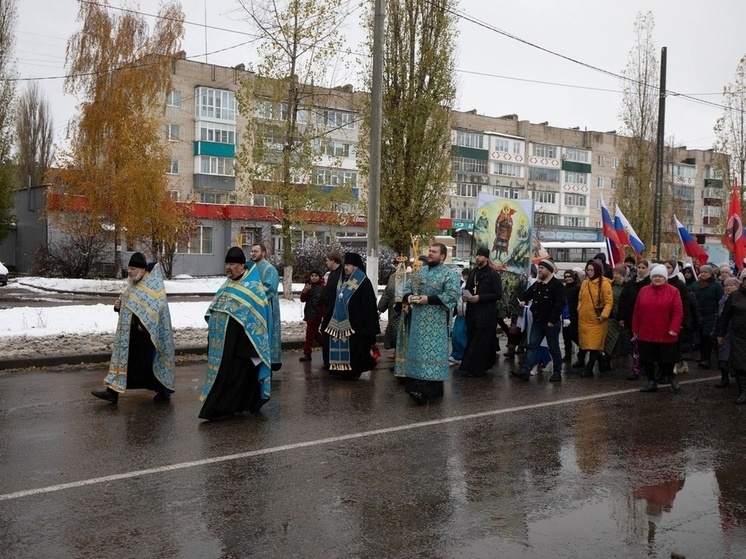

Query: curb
[[0, 338, 389, 370]]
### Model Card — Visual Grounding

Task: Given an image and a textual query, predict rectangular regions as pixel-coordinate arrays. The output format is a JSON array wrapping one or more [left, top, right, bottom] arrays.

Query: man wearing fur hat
[[515, 259, 565, 382], [92, 252, 175, 403], [458, 246, 503, 377], [199, 246, 273, 420]]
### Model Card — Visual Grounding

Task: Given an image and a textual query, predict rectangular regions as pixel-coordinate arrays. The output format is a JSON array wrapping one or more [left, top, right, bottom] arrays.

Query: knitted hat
[[650, 264, 668, 278], [476, 246, 490, 258], [724, 277, 740, 288], [699, 264, 714, 274], [537, 259, 555, 272], [128, 252, 147, 269], [225, 246, 246, 264]]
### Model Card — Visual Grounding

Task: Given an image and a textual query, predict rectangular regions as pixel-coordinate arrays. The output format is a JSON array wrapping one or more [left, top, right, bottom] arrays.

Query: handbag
[[588, 283, 604, 318]]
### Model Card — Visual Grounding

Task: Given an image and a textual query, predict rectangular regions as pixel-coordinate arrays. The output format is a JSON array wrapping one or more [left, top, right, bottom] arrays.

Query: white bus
[[541, 241, 608, 273]]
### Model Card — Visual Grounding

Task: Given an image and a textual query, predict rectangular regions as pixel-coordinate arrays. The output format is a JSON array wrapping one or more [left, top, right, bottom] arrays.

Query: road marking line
[[0, 376, 717, 502]]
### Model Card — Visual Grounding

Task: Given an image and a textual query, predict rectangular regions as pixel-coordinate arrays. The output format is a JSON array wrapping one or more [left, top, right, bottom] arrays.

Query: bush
[[273, 239, 398, 285]]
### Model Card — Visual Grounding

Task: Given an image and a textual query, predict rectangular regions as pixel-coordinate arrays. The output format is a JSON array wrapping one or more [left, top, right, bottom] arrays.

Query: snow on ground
[[0, 277, 387, 361]]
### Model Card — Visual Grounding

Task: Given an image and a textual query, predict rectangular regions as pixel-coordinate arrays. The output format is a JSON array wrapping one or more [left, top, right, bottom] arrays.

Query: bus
[[541, 241, 608, 273]]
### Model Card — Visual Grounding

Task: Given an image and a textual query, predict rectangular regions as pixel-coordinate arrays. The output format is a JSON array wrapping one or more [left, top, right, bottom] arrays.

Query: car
[[0, 261, 7, 286]]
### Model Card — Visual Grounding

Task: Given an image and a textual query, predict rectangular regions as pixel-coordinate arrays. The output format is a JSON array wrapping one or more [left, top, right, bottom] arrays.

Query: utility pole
[[367, 0, 384, 286], [652, 46, 667, 259]]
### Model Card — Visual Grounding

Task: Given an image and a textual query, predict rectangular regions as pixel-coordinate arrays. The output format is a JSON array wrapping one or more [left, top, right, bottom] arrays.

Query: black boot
[[92, 387, 119, 403], [669, 372, 680, 392], [640, 370, 657, 392], [714, 367, 730, 388], [580, 351, 596, 378], [736, 375, 746, 405], [599, 354, 612, 373], [572, 350, 586, 368]]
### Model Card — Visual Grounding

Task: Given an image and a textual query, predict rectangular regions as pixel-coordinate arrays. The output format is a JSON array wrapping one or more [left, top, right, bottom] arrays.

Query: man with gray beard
[[91, 252, 176, 403]]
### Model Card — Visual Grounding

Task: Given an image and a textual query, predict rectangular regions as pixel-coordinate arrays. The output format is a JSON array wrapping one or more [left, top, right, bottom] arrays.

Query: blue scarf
[[325, 267, 366, 371]]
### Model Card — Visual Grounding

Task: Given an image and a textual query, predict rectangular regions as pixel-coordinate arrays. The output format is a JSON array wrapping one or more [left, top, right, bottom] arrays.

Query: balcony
[[702, 216, 720, 226], [704, 178, 723, 188], [703, 197, 722, 206]]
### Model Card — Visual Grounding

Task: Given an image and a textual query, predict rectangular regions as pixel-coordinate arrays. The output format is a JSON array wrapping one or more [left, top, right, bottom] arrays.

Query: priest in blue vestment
[[199, 247, 272, 420], [395, 243, 460, 405]]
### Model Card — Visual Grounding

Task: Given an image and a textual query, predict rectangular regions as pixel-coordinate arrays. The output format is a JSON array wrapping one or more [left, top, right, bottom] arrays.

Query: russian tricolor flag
[[600, 195, 624, 266], [674, 215, 709, 266], [615, 204, 645, 257]]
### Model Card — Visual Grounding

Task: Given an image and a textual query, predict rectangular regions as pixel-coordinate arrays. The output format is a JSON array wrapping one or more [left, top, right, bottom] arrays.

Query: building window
[[704, 165, 723, 179], [168, 190, 179, 201], [454, 130, 484, 149], [320, 141, 352, 158], [195, 87, 236, 122], [166, 124, 180, 141], [670, 164, 696, 178], [675, 185, 695, 199], [532, 143, 558, 159], [528, 167, 560, 182], [314, 168, 358, 187], [535, 213, 559, 227], [597, 154, 605, 166], [167, 159, 179, 175], [166, 90, 181, 107], [701, 206, 722, 218], [494, 138, 510, 152], [198, 156, 234, 176], [454, 183, 481, 197], [564, 148, 589, 163], [611, 178, 617, 190], [317, 109, 355, 129], [564, 216, 587, 227], [597, 176, 604, 188], [611, 156, 619, 168], [565, 171, 588, 184], [532, 191, 556, 204], [200, 123, 236, 145], [450, 207, 475, 220], [564, 193, 587, 207], [452, 156, 487, 174], [187, 226, 213, 254], [492, 162, 524, 178]]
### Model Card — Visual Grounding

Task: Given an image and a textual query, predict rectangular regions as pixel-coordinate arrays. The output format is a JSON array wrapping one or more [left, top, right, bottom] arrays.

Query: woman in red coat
[[632, 264, 684, 392]]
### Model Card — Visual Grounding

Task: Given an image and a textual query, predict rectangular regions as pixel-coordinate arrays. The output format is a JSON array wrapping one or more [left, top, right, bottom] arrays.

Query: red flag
[[723, 181, 745, 270]]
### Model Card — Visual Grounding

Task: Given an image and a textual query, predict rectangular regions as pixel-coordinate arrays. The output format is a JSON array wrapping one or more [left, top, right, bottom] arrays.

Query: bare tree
[[714, 55, 746, 191], [615, 11, 661, 254], [0, 0, 17, 243], [358, 0, 458, 256], [235, 0, 356, 299], [15, 82, 55, 188]]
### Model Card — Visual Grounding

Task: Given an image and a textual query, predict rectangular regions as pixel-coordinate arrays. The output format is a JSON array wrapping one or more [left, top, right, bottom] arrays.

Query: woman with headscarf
[[712, 277, 740, 389], [632, 264, 684, 392], [325, 252, 380, 380], [578, 259, 613, 377], [690, 264, 724, 370], [715, 270, 746, 404], [682, 265, 696, 287], [618, 258, 651, 380]]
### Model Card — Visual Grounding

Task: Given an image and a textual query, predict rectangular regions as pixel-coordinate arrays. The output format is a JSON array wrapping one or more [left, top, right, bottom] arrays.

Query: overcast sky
[[14, 0, 746, 154]]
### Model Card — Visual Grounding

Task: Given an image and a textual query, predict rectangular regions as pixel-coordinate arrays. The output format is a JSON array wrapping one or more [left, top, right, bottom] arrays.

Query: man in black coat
[[458, 246, 503, 377], [515, 259, 566, 382], [320, 251, 344, 369]]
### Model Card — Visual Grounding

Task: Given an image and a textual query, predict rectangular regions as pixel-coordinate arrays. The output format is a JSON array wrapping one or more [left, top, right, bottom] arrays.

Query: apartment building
[[162, 54, 367, 275], [448, 111, 727, 260]]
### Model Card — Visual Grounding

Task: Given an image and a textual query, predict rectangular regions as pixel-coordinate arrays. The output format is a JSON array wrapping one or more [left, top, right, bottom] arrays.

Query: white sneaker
[[449, 357, 461, 365], [678, 361, 688, 373]]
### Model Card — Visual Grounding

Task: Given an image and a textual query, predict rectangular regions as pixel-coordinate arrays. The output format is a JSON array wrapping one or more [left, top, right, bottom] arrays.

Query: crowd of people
[[90, 244, 746, 417]]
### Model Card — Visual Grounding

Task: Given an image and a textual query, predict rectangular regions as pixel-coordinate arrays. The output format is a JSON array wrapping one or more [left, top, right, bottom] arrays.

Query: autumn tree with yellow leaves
[[58, 0, 188, 277]]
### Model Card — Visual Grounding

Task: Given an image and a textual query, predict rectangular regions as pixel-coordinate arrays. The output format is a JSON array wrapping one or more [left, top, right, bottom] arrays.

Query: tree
[[59, 0, 185, 277], [358, 0, 458, 257], [0, 0, 17, 244], [615, 11, 662, 255], [235, 0, 356, 299], [15, 82, 55, 188], [714, 55, 746, 190]]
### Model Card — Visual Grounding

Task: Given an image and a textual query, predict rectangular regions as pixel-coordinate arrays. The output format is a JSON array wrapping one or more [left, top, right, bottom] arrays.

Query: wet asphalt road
[[2, 354, 746, 559]]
